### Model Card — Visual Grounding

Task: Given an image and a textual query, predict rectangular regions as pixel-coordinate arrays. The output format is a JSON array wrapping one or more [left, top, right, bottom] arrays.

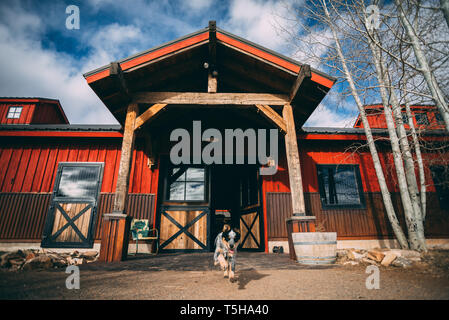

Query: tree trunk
[[366, 28, 426, 251], [321, 0, 409, 249], [404, 98, 427, 220]]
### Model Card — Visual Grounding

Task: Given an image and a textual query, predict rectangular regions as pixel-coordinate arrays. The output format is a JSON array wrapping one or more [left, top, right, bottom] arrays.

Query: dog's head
[[222, 228, 240, 255]]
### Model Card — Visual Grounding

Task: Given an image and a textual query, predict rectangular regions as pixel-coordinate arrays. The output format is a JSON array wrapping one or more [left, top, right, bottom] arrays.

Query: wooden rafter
[[290, 64, 311, 103], [109, 62, 130, 100], [132, 92, 288, 105], [134, 103, 167, 130], [255, 104, 286, 132]]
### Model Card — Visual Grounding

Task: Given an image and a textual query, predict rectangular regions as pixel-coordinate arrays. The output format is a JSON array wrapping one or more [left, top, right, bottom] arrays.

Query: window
[[430, 165, 449, 210], [317, 164, 364, 208], [6, 106, 23, 119], [55, 164, 103, 199], [402, 113, 409, 124], [415, 113, 429, 125], [167, 167, 205, 201], [435, 113, 444, 125]]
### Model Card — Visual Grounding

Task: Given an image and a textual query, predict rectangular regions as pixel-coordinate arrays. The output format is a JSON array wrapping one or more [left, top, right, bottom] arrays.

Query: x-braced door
[[238, 166, 264, 251], [41, 163, 104, 248], [159, 206, 210, 252]]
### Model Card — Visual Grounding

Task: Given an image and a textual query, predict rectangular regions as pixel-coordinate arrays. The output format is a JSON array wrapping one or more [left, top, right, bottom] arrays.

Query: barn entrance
[[157, 162, 264, 252], [210, 165, 264, 252]]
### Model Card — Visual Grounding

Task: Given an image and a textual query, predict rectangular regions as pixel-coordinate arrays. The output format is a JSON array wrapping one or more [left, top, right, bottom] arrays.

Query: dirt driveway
[[0, 252, 448, 300]]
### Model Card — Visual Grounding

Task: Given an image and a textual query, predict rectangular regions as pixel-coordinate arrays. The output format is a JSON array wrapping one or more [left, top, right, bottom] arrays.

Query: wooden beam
[[132, 92, 288, 105], [134, 103, 167, 130], [208, 74, 217, 93], [109, 62, 130, 100], [283, 103, 306, 215], [289, 64, 311, 103], [208, 20, 217, 93], [255, 104, 287, 132], [113, 103, 138, 213]]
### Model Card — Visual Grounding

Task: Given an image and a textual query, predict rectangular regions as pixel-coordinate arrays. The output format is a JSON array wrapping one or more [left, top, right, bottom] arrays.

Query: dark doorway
[[210, 165, 264, 251]]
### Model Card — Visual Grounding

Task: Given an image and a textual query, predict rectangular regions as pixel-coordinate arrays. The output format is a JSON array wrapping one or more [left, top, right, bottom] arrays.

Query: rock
[[25, 253, 36, 261], [362, 257, 378, 265], [1, 251, 25, 268], [381, 252, 398, 266], [367, 250, 386, 263], [389, 249, 421, 259], [67, 257, 84, 266], [22, 255, 53, 270], [347, 249, 365, 261], [391, 256, 412, 268], [343, 261, 359, 266], [81, 251, 98, 260], [9, 258, 25, 266]]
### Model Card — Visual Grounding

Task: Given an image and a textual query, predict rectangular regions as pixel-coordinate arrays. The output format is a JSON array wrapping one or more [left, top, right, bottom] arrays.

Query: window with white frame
[[6, 106, 23, 119]]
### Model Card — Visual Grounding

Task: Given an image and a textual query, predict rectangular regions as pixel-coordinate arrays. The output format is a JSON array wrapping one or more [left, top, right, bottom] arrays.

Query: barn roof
[[0, 97, 69, 124], [83, 22, 336, 127]]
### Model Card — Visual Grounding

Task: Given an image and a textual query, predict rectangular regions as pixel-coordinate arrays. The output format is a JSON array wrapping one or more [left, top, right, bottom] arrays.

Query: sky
[[0, 0, 358, 127]]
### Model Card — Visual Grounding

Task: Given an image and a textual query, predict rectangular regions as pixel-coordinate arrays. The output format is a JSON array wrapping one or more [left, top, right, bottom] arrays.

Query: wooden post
[[283, 103, 317, 260], [99, 102, 138, 262], [282, 103, 305, 215], [113, 103, 138, 213]]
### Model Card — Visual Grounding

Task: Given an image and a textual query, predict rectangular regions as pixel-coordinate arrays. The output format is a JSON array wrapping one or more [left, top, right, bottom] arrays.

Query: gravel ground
[[0, 251, 448, 300]]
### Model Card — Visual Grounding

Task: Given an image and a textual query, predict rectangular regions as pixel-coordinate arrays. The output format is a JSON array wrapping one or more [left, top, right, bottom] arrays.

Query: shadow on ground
[[81, 252, 337, 273]]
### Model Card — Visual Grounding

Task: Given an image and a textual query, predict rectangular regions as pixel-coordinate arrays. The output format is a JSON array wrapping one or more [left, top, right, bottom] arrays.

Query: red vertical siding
[[0, 103, 36, 124], [0, 137, 159, 194]]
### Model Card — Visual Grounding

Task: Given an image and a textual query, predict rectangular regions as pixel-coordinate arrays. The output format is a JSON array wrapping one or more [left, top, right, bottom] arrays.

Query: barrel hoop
[[293, 241, 337, 245]]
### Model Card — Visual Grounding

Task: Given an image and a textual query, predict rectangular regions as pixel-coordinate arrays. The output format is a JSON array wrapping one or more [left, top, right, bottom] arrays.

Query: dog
[[214, 224, 241, 282]]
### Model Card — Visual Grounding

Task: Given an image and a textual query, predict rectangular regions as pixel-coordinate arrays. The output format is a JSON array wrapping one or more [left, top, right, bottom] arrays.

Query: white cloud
[[0, 3, 154, 124], [304, 104, 357, 128], [224, 0, 291, 51]]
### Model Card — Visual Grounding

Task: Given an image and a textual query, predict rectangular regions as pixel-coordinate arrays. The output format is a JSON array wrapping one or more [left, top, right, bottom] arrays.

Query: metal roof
[[0, 124, 122, 131]]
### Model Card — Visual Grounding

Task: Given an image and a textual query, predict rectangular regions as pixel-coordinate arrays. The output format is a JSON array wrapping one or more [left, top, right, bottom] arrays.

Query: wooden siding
[[0, 103, 35, 124], [266, 192, 449, 240], [0, 137, 159, 194], [30, 102, 67, 124], [0, 193, 155, 241]]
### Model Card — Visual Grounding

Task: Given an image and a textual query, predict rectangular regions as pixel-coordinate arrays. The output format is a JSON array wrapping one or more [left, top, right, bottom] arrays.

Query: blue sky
[[0, 0, 359, 127]]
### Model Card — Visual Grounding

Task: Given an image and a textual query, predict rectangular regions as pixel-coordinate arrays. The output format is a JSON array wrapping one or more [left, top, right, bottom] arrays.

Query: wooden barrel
[[292, 232, 337, 265]]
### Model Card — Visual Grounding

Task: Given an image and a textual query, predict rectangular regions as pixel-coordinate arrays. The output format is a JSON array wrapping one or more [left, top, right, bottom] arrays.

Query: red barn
[[0, 22, 448, 259]]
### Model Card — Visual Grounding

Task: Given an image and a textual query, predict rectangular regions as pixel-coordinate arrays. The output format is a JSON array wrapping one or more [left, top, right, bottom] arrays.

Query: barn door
[[159, 206, 210, 252], [158, 165, 210, 252], [238, 167, 264, 251], [41, 163, 104, 248]]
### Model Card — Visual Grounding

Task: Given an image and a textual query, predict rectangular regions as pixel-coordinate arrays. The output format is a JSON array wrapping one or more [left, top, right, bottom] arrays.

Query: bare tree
[[395, 0, 449, 132], [279, 0, 410, 248], [275, 0, 448, 250]]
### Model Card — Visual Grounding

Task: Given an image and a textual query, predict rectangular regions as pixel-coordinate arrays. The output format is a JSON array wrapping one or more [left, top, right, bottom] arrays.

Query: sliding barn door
[[41, 163, 104, 248]]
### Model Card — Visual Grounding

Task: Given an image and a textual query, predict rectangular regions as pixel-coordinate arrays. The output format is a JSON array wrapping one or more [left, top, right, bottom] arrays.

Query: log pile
[[0, 250, 98, 271], [336, 248, 422, 268]]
